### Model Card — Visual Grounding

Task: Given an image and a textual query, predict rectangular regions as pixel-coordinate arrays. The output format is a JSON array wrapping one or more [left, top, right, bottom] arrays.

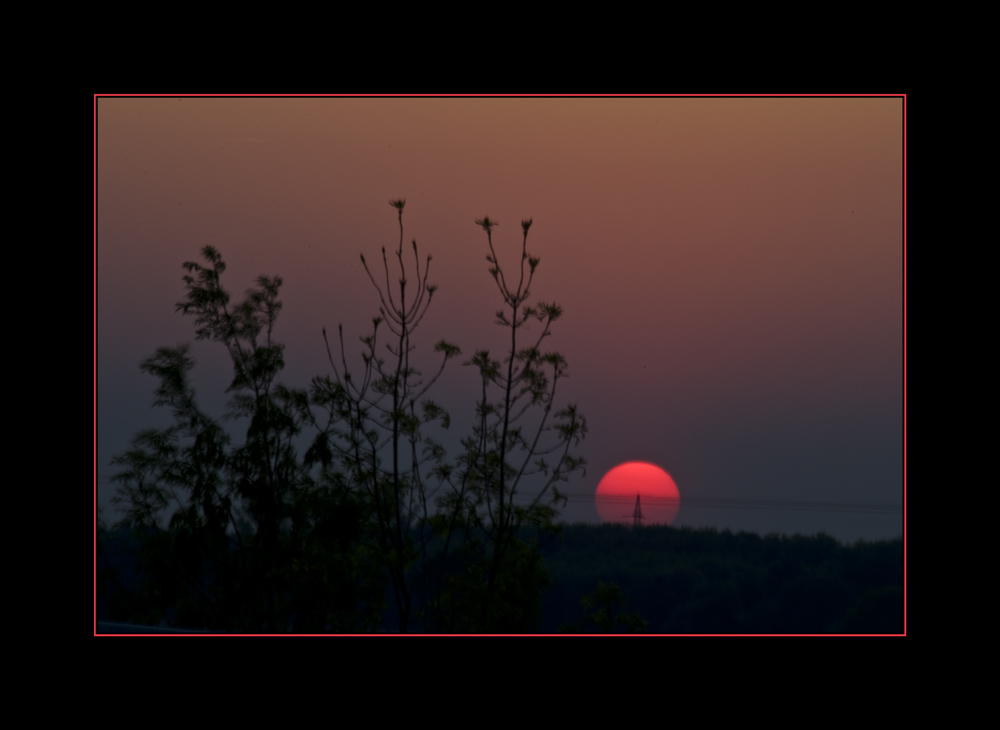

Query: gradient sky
[[95, 95, 905, 542]]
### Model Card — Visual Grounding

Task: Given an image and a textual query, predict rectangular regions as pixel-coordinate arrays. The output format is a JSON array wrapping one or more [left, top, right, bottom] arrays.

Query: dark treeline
[[97, 521, 903, 633], [544, 524, 903, 634]]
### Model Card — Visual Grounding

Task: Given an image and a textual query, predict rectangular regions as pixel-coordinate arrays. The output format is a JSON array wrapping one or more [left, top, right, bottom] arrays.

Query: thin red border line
[[94, 94, 99, 634], [95, 630, 897, 636], [902, 95, 907, 636], [93, 94, 906, 637], [92, 93, 905, 99]]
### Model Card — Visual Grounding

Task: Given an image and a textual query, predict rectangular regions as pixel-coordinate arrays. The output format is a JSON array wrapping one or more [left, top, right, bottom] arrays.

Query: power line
[[96, 473, 901, 516], [574, 493, 900, 515]]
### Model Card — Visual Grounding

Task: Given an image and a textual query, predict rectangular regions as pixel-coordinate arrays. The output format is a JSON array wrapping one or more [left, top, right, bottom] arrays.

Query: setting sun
[[595, 461, 680, 526]]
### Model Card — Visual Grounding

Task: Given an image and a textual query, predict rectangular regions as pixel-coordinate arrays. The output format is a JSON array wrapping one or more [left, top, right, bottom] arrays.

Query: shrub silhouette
[[419, 215, 587, 631], [108, 201, 586, 633]]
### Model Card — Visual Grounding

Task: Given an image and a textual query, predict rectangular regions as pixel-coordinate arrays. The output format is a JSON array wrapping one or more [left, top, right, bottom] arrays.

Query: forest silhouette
[[98, 201, 902, 634], [98, 520, 903, 633]]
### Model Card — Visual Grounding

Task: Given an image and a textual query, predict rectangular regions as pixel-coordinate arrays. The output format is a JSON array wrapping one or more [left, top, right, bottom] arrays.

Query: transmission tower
[[632, 494, 644, 529]]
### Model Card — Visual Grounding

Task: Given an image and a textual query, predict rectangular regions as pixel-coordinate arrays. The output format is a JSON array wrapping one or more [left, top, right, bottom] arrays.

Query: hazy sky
[[95, 95, 904, 542]]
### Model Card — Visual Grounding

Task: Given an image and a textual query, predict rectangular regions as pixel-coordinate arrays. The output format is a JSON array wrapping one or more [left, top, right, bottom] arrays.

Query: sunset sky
[[95, 95, 905, 543]]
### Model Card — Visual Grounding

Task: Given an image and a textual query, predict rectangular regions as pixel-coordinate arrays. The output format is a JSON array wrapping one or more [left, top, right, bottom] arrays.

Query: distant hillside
[[541, 523, 904, 634], [97, 522, 903, 633]]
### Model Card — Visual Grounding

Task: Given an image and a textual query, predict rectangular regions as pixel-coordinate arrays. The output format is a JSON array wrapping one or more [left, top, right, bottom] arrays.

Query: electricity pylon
[[632, 494, 644, 529]]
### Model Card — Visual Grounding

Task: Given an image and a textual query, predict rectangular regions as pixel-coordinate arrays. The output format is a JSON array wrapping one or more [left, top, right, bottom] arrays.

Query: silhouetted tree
[[110, 247, 382, 631], [108, 202, 587, 633], [420, 216, 587, 632], [309, 199, 459, 632]]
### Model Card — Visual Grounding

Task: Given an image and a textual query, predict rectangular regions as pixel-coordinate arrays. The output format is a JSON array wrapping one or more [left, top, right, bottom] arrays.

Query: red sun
[[595, 461, 680, 526]]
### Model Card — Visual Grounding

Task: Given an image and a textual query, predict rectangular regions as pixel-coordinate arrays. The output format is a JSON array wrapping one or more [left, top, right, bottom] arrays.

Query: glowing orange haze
[[595, 461, 681, 526], [96, 97, 903, 540]]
